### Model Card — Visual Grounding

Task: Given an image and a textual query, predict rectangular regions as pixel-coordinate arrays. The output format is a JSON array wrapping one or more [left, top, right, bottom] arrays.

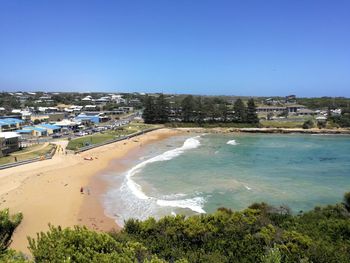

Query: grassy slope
[[0, 144, 55, 165], [66, 122, 159, 150]]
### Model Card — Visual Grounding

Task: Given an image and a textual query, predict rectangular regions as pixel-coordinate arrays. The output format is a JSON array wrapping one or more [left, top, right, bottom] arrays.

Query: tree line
[[142, 94, 259, 125]]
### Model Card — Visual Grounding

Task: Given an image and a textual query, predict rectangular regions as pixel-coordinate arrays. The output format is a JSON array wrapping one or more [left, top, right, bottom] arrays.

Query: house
[[84, 105, 98, 111], [75, 113, 100, 124], [0, 118, 24, 132], [285, 95, 297, 104], [264, 98, 280, 105], [20, 126, 48, 137], [286, 105, 306, 113], [296, 109, 315, 116], [256, 106, 286, 113], [67, 105, 84, 113], [0, 132, 21, 157], [95, 97, 110, 105], [82, 96, 92, 102], [118, 106, 134, 113], [110, 95, 126, 104], [37, 124, 61, 135], [55, 119, 79, 130]]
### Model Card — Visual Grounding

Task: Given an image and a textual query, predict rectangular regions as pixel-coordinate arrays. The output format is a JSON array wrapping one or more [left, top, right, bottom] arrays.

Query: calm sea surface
[[104, 133, 350, 225]]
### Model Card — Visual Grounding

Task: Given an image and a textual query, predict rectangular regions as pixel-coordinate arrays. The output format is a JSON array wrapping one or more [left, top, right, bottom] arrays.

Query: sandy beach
[[0, 128, 182, 254]]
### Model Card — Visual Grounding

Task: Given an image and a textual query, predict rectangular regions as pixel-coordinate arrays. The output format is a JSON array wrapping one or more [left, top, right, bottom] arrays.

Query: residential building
[[20, 126, 48, 137], [0, 132, 21, 157], [296, 109, 315, 116], [37, 124, 61, 135], [0, 118, 24, 132], [256, 106, 286, 113]]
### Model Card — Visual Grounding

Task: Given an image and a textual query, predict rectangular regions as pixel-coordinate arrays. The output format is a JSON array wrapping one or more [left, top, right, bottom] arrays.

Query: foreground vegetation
[[1, 193, 350, 262]]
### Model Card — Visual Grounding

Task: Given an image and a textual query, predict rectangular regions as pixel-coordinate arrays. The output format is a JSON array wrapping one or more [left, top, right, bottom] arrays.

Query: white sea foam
[[227, 139, 238, 145], [244, 185, 252, 190], [157, 197, 206, 214], [108, 136, 206, 223], [125, 136, 201, 200]]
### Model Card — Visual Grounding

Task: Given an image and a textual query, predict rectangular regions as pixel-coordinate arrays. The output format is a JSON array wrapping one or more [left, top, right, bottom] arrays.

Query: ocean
[[103, 133, 350, 225]]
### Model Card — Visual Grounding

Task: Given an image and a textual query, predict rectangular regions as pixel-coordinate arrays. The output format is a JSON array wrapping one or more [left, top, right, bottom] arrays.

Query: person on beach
[[80, 187, 84, 194]]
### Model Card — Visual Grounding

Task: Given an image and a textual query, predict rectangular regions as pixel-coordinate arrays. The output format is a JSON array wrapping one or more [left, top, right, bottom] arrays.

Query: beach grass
[[0, 144, 55, 165], [260, 120, 304, 128]]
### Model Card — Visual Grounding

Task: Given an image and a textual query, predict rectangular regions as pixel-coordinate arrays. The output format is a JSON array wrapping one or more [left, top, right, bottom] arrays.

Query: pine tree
[[155, 94, 169, 123], [195, 97, 205, 124], [233, 99, 247, 123], [181, 95, 195, 122], [246, 98, 259, 124], [218, 103, 228, 122], [142, 96, 156, 123]]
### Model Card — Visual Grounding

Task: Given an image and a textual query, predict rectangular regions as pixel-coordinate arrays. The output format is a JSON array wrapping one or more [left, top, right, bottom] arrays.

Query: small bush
[[302, 120, 314, 129]]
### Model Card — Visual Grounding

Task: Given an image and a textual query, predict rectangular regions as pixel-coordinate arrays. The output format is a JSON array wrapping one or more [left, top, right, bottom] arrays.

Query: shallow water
[[104, 133, 350, 225]]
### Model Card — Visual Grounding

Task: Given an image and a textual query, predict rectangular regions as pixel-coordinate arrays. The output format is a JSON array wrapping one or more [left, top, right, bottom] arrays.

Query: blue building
[[0, 118, 24, 132], [75, 114, 100, 124], [37, 124, 61, 135], [18, 126, 48, 137]]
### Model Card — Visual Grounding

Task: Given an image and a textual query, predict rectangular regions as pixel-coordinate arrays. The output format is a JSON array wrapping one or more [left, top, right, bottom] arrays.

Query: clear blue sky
[[0, 0, 349, 97]]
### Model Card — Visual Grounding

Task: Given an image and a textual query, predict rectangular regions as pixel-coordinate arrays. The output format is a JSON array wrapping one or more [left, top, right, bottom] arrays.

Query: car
[[52, 133, 62, 138]]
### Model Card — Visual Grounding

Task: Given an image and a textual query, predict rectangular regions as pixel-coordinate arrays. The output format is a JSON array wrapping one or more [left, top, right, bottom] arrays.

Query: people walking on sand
[[80, 187, 84, 194]]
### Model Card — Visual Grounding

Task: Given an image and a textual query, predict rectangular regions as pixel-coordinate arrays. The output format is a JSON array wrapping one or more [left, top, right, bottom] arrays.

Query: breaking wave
[[227, 139, 238, 145], [105, 136, 205, 225]]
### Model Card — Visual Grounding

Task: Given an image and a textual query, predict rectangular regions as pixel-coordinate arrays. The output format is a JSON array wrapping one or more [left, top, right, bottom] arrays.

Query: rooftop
[[38, 124, 61, 130], [0, 132, 21, 139]]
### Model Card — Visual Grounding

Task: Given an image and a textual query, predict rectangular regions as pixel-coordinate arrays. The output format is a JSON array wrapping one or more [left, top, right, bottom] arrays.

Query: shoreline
[[173, 127, 350, 135], [0, 128, 183, 255]]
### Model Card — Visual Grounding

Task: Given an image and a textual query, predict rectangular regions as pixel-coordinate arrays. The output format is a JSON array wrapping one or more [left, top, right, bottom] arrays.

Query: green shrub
[[0, 209, 22, 256], [28, 225, 159, 263], [302, 119, 315, 129]]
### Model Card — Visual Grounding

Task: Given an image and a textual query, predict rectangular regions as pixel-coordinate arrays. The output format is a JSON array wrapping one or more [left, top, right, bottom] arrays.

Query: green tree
[[33, 119, 41, 125], [142, 96, 156, 124], [0, 209, 23, 257], [302, 119, 314, 129], [154, 94, 169, 123], [203, 98, 215, 122], [181, 95, 195, 122], [233, 98, 247, 123], [195, 97, 205, 124], [246, 98, 259, 124], [218, 103, 228, 122]]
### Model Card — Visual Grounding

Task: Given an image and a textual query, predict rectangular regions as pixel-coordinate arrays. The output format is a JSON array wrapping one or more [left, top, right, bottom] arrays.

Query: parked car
[[52, 133, 62, 138]]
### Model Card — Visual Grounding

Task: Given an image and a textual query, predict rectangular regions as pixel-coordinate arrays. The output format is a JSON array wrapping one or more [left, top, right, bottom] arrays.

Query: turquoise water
[[104, 133, 350, 224]]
